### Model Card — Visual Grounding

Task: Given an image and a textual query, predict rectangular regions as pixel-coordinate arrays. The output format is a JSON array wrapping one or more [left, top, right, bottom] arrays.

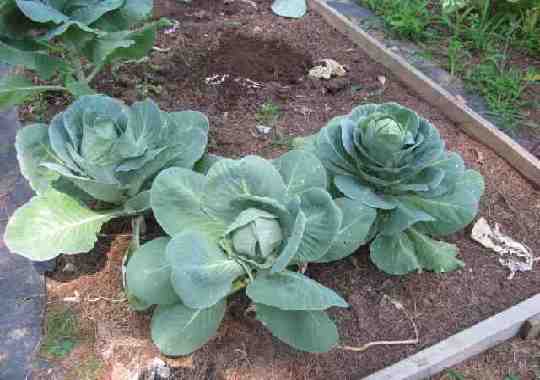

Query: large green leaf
[[0, 75, 50, 110], [379, 200, 435, 236], [151, 167, 225, 239], [406, 228, 464, 272], [334, 175, 397, 210], [204, 156, 287, 222], [0, 41, 65, 79], [151, 301, 226, 356], [294, 188, 341, 262], [316, 197, 377, 263], [271, 0, 307, 18], [166, 231, 245, 309], [247, 271, 348, 310], [271, 211, 306, 273], [370, 229, 464, 275], [4, 189, 119, 261], [164, 110, 209, 169], [83, 21, 163, 66], [370, 232, 419, 275], [316, 117, 358, 176], [15, 123, 60, 193], [399, 170, 484, 236], [126, 237, 179, 305], [93, 0, 154, 31], [15, 0, 69, 24], [272, 150, 327, 196], [256, 304, 338, 352]]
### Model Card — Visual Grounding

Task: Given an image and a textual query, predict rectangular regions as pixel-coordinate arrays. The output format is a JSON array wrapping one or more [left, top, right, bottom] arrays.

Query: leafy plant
[[296, 103, 484, 275], [0, 0, 169, 110], [466, 56, 532, 129], [361, 0, 435, 40], [4, 94, 209, 261], [40, 307, 78, 358], [255, 101, 281, 126], [126, 152, 376, 354]]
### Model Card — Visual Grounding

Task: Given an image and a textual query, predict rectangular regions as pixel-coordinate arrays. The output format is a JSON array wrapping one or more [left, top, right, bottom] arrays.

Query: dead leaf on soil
[[471, 217, 537, 280], [163, 355, 194, 369], [309, 59, 347, 79]]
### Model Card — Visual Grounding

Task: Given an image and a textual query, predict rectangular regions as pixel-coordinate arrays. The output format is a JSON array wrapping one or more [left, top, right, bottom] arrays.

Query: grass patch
[[40, 307, 79, 359], [357, 0, 539, 132]]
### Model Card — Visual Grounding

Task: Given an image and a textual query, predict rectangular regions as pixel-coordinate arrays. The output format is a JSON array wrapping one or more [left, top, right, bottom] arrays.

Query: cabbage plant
[[0, 0, 168, 109], [296, 103, 485, 275], [4, 94, 208, 261], [126, 152, 375, 354]]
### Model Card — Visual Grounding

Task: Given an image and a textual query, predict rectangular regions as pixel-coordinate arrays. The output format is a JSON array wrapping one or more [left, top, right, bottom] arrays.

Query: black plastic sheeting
[[0, 64, 49, 380]]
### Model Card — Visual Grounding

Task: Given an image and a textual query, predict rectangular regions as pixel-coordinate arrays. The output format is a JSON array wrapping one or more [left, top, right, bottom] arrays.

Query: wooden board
[[310, 0, 540, 188], [362, 294, 540, 380]]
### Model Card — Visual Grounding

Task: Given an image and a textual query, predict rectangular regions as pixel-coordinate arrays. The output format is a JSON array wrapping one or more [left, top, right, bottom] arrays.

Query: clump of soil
[[206, 33, 312, 85]]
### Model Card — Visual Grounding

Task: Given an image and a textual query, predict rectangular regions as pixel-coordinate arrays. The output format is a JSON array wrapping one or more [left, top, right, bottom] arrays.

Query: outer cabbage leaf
[[126, 237, 179, 306], [316, 197, 377, 263], [4, 189, 119, 261], [246, 271, 348, 310], [255, 304, 339, 352], [151, 301, 226, 356], [370, 228, 463, 275], [14, 123, 60, 193], [272, 150, 327, 196], [151, 167, 225, 240], [166, 230, 245, 309]]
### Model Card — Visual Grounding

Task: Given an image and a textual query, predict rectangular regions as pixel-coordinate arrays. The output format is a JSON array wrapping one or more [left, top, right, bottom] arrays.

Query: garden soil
[[28, 1, 540, 379]]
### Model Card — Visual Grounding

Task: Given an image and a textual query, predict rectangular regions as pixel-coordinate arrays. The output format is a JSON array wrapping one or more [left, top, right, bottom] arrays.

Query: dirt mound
[[207, 33, 312, 85]]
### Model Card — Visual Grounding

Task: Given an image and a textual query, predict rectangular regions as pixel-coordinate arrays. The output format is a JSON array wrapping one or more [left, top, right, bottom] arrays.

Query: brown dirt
[[26, 0, 540, 379], [435, 338, 540, 380]]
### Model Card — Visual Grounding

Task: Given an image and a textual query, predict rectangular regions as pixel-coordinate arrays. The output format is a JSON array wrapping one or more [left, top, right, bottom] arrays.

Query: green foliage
[[466, 56, 533, 129], [361, 0, 436, 40], [360, 0, 539, 130], [296, 103, 484, 275], [255, 101, 281, 126], [126, 152, 370, 354], [4, 95, 209, 261], [0, 0, 169, 110], [40, 307, 78, 358]]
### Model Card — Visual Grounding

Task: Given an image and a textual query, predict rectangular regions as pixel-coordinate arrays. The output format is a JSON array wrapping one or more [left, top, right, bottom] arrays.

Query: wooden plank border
[[362, 294, 540, 380], [310, 0, 540, 187]]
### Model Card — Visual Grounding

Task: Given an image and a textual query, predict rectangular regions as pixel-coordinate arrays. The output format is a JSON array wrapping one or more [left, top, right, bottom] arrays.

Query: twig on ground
[[86, 296, 127, 303], [339, 295, 419, 353]]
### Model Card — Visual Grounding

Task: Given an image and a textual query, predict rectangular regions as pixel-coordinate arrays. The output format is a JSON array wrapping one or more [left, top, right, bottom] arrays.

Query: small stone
[[62, 262, 77, 273], [255, 125, 272, 135], [520, 315, 540, 339]]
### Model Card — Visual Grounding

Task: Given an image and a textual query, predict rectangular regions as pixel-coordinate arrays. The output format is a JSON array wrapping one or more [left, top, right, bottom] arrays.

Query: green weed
[[255, 101, 281, 126], [40, 307, 79, 359], [360, 0, 436, 40]]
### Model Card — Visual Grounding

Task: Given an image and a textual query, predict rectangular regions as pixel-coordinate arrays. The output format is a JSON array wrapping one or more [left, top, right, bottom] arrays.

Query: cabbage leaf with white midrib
[[4, 95, 209, 262], [296, 102, 485, 275], [127, 151, 362, 354]]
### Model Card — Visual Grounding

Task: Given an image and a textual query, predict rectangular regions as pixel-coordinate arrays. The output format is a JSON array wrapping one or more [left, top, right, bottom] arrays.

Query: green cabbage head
[[126, 152, 373, 355], [297, 103, 485, 275], [4, 94, 208, 261]]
